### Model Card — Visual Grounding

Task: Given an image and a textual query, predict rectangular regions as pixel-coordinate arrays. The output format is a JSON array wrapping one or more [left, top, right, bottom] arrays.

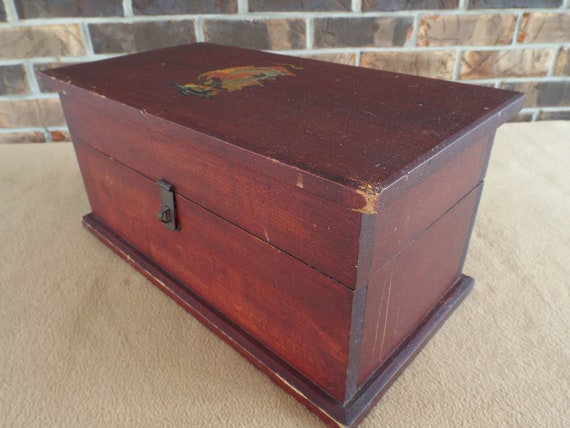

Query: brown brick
[[133, 0, 237, 15], [204, 19, 305, 50], [417, 14, 516, 47], [49, 129, 71, 142], [535, 81, 570, 107], [537, 110, 570, 120], [363, 0, 457, 11], [518, 13, 570, 44], [0, 25, 86, 60], [0, 99, 65, 128], [0, 65, 29, 95], [296, 52, 356, 66], [15, 0, 122, 18], [556, 47, 570, 76], [469, 0, 562, 8], [361, 50, 455, 79], [500, 81, 570, 108], [89, 21, 196, 54], [250, 0, 350, 11], [314, 17, 412, 48], [460, 49, 554, 80], [0, 131, 46, 144]]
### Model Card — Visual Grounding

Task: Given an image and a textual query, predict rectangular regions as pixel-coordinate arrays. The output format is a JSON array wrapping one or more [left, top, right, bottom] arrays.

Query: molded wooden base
[[83, 213, 473, 427]]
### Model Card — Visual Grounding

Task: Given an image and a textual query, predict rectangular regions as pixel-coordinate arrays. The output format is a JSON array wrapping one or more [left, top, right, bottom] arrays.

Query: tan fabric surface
[[1, 121, 569, 427]]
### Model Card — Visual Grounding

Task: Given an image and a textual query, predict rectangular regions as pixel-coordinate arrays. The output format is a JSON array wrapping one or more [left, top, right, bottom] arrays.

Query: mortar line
[[546, 46, 561, 77], [535, 106, 570, 111], [3, 0, 18, 22], [195, 16, 204, 42], [1, 127, 57, 142], [408, 12, 421, 48], [0, 45, 566, 67], [511, 12, 523, 46], [352, 0, 362, 13], [46, 125, 69, 130], [452, 48, 463, 81], [1, 48, 561, 70], [0, 126, 58, 134], [458, 0, 469, 10], [79, 22, 95, 56], [237, 0, 248, 14], [0, 55, 118, 66], [483, 75, 570, 83], [272, 43, 569, 55], [306, 16, 314, 50], [122, 0, 133, 17], [1, 8, 568, 26], [22, 60, 42, 94]]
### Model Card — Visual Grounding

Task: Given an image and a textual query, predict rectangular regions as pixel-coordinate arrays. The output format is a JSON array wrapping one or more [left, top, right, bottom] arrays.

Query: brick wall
[[0, 0, 569, 143]]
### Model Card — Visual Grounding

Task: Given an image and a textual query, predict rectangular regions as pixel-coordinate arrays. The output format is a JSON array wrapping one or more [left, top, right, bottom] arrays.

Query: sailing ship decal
[[174, 64, 302, 98]]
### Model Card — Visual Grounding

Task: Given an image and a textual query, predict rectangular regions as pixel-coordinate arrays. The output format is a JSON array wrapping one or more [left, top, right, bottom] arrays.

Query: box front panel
[[74, 141, 354, 402], [60, 94, 365, 289]]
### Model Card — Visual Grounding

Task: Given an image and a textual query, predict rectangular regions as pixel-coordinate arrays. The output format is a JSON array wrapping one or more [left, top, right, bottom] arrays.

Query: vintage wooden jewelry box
[[42, 43, 523, 427]]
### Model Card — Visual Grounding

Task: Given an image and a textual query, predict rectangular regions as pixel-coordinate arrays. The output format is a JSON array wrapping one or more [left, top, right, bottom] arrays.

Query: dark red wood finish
[[59, 94, 364, 288], [82, 212, 473, 428], [371, 133, 493, 269], [358, 184, 483, 386], [43, 43, 522, 193], [42, 43, 524, 291], [41, 43, 524, 427], [74, 141, 354, 401]]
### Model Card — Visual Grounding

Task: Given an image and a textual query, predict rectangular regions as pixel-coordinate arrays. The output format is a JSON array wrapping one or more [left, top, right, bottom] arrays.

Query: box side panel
[[74, 141, 353, 401], [371, 133, 493, 274], [60, 94, 364, 289], [357, 183, 482, 386]]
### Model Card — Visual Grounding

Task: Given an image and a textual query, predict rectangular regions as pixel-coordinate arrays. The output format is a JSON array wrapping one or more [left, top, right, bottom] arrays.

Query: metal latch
[[157, 179, 178, 231]]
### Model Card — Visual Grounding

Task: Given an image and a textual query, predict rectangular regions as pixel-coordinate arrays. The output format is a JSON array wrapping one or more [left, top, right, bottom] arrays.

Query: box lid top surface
[[44, 43, 523, 209]]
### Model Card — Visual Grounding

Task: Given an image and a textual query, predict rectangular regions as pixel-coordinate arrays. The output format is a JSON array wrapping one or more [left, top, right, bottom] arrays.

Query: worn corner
[[353, 182, 380, 215]]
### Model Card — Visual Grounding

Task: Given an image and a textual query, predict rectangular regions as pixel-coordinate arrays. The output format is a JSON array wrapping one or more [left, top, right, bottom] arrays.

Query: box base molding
[[83, 213, 473, 427]]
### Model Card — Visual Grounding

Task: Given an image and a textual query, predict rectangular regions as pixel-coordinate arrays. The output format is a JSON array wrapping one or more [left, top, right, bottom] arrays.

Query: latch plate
[[157, 179, 178, 231]]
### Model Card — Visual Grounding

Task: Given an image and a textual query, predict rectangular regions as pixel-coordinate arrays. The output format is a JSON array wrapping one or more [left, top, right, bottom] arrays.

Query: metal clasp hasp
[[156, 179, 178, 231]]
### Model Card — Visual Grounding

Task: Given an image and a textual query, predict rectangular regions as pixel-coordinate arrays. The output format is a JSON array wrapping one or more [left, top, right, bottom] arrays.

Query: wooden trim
[[82, 213, 473, 427]]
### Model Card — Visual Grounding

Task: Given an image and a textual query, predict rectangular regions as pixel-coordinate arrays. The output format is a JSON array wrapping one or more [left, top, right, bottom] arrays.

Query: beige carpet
[[1, 121, 569, 427]]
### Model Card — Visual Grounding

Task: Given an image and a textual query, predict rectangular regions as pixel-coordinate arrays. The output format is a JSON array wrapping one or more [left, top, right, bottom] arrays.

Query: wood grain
[[371, 133, 494, 273], [82, 212, 474, 428], [74, 141, 354, 401], [42, 43, 524, 197], [357, 183, 483, 386], [40, 43, 525, 427], [61, 94, 364, 288]]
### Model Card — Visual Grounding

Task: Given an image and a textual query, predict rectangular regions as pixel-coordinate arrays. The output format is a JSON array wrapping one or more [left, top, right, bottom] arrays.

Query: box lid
[[43, 43, 523, 213]]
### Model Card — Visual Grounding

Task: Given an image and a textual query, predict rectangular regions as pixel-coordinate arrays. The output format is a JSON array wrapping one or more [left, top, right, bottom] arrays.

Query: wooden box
[[42, 43, 523, 427]]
